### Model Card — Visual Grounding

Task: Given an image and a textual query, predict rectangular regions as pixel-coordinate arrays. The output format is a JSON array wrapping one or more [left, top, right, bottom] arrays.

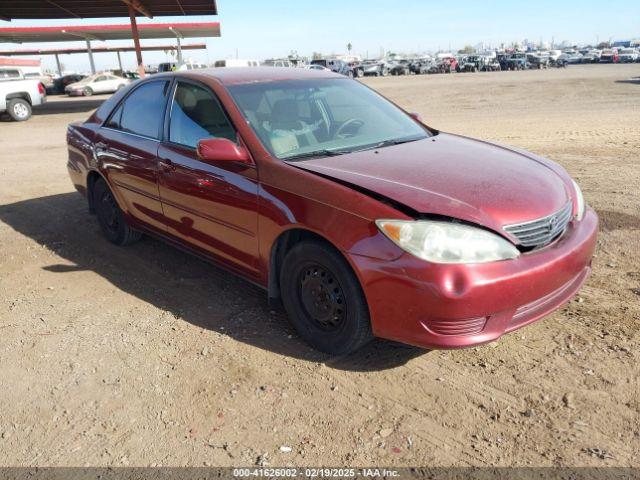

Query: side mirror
[[197, 137, 251, 164], [409, 112, 423, 122]]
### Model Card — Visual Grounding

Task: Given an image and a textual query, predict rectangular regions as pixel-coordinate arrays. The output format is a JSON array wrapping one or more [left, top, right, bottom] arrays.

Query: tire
[[7, 98, 32, 121], [280, 241, 373, 355], [83, 87, 93, 96], [347, 70, 354, 79], [93, 178, 142, 246], [357, 68, 364, 77]]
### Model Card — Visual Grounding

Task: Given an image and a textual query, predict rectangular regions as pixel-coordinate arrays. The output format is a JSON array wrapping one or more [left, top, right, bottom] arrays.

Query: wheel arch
[[6, 92, 32, 104], [267, 227, 356, 307], [86, 169, 107, 213]]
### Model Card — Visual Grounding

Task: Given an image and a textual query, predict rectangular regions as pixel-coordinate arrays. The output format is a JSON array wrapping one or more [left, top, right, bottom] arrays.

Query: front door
[[157, 80, 260, 277]]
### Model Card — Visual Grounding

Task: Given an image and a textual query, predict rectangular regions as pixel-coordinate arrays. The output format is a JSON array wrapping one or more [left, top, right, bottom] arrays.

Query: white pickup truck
[[0, 68, 47, 121]]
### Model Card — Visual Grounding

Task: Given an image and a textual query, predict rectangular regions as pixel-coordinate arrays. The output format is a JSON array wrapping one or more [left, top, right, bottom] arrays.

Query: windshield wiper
[[371, 136, 424, 149], [283, 149, 349, 161]]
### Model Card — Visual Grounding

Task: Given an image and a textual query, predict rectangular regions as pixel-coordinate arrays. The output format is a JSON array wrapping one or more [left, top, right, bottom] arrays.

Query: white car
[[618, 48, 639, 63], [65, 73, 130, 96]]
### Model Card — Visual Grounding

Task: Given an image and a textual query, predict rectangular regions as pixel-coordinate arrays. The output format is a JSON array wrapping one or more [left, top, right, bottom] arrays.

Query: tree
[[347, 43, 352, 54], [458, 45, 476, 54]]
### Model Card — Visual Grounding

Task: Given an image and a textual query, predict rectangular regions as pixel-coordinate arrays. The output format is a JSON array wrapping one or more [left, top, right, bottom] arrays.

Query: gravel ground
[[0, 64, 638, 467]]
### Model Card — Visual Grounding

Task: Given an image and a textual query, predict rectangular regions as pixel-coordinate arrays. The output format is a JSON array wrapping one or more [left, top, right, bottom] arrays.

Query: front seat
[[268, 99, 318, 155]]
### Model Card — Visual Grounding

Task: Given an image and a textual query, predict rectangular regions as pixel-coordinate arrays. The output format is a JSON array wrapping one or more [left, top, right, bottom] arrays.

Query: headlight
[[376, 219, 520, 264], [571, 179, 585, 221]]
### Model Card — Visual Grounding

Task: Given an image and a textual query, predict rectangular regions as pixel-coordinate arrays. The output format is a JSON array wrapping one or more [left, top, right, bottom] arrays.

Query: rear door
[[95, 79, 171, 232], [157, 79, 260, 276]]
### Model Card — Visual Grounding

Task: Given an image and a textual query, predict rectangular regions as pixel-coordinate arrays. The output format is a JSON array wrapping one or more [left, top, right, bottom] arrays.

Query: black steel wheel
[[298, 263, 346, 331], [93, 178, 141, 246], [280, 241, 373, 355]]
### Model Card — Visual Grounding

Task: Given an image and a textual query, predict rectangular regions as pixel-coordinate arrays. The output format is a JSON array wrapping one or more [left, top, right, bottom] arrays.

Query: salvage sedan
[[66, 68, 598, 355]]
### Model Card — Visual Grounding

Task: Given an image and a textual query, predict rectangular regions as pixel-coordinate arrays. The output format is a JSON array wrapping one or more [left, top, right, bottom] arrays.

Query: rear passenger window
[[106, 80, 169, 139], [169, 82, 236, 148]]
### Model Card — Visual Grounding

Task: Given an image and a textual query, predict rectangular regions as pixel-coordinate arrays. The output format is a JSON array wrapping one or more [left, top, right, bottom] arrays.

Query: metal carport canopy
[[0, 1, 219, 74], [0, 1, 218, 20], [0, 23, 221, 43]]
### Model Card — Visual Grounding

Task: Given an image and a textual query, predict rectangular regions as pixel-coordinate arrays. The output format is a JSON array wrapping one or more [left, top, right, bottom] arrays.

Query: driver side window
[[169, 82, 236, 148]]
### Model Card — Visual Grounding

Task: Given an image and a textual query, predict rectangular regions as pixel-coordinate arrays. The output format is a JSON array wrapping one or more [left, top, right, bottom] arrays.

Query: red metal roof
[[0, 43, 206, 56], [0, 57, 41, 67], [0, 1, 217, 20], [0, 22, 220, 43]]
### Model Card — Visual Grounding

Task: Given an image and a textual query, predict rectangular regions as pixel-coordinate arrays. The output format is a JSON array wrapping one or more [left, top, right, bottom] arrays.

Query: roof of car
[[177, 66, 341, 85]]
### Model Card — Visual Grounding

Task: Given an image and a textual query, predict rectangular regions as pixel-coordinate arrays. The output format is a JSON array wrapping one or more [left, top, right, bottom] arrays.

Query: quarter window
[[169, 82, 236, 148], [106, 80, 169, 139]]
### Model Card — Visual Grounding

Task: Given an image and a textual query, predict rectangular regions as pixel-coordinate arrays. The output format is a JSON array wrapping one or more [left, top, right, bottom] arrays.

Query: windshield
[[228, 78, 430, 160]]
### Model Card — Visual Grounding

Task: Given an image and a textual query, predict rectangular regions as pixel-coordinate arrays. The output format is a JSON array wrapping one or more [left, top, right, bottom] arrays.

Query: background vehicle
[[0, 67, 52, 91], [410, 58, 435, 74], [618, 48, 638, 63], [263, 59, 293, 68], [214, 59, 260, 68], [65, 73, 130, 96], [389, 59, 411, 75], [178, 62, 208, 71], [429, 56, 457, 74], [0, 73, 46, 121], [306, 64, 331, 71], [121, 71, 141, 80], [460, 55, 482, 72], [599, 49, 618, 63], [310, 58, 361, 78], [527, 52, 550, 69], [580, 49, 601, 63], [506, 53, 528, 70], [360, 59, 389, 76], [46, 74, 86, 95], [157, 62, 177, 72]]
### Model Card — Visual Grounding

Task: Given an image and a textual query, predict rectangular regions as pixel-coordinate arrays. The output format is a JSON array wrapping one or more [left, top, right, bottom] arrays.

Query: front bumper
[[349, 208, 598, 349]]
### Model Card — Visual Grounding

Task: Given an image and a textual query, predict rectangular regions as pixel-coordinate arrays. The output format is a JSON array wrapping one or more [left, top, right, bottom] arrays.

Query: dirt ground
[[0, 64, 638, 468]]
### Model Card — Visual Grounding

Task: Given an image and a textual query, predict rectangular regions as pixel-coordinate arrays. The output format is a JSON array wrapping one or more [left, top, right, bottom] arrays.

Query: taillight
[[38, 82, 45, 95]]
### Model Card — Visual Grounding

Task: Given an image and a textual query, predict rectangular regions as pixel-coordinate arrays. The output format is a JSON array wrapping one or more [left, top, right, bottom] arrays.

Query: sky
[[1, 0, 638, 73]]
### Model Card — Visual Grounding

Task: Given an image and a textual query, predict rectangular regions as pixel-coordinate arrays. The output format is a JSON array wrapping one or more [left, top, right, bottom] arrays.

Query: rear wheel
[[93, 178, 141, 246], [7, 98, 31, 121], [280, 241, 373, 355]]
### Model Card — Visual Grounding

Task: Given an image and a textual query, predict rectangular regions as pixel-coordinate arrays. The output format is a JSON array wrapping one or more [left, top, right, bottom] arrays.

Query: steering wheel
[[335, 118, 364, 139]]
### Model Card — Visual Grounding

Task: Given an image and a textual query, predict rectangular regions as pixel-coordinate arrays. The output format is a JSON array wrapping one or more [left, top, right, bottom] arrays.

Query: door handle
[[158, 158, 175, 171]]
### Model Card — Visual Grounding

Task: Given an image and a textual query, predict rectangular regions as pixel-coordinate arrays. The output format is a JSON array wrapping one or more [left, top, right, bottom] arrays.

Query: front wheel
[[93, 178, 142, 246], [280, 241, 373, 355], [83, 87, 93, 96]]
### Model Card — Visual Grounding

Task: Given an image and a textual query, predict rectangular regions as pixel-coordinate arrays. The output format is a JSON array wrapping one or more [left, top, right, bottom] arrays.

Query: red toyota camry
[[66, 67, 598, 355]]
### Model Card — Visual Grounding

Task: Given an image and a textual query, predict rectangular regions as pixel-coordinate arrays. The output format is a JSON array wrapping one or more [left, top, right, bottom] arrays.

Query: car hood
[[291, 133, 572, 235]]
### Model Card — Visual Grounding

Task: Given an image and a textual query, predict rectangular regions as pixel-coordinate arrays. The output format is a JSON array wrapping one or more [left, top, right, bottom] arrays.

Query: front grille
[[504, 202, 573, 248]]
